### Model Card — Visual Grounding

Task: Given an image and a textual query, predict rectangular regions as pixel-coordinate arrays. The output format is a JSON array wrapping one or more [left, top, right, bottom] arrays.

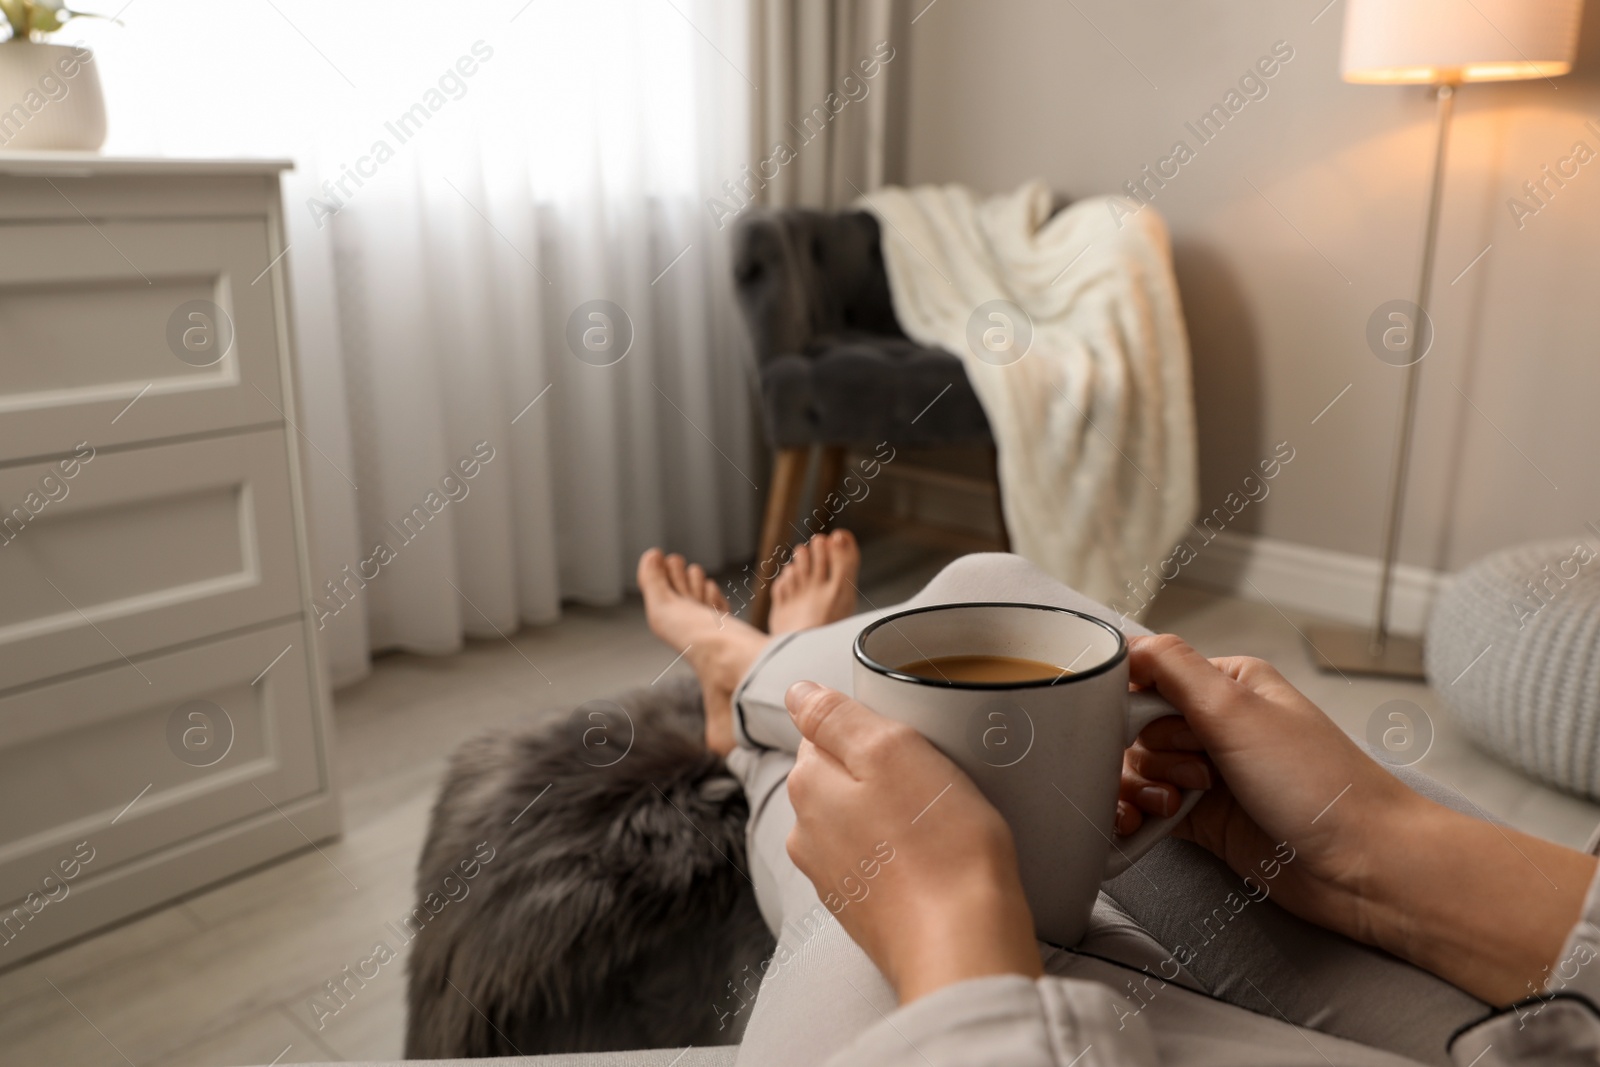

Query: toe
[[704, 579, 731, 613], [637, 548, 669, 593], [811, 535, 833, 581], [665, 553, 691, 595], [771, 565, 792, 603], [686, 563, 724, 612], [830, 529, 860, 580], [790, 542, 812, 583]]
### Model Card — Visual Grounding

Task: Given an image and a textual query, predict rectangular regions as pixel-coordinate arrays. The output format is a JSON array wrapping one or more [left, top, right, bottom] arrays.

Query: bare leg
[[638, 549, 766, 756], [769, 530, 860, 635], [639, 540, 862, 755]]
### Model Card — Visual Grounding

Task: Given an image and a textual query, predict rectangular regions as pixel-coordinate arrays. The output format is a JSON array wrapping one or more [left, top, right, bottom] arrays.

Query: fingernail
[[1171, 729, 1204, 750], [1138, 786, 1175, 817], [1169, 762, 1212, 790], [786, 681, 821, 713], [1115, 803, 1137, 835]]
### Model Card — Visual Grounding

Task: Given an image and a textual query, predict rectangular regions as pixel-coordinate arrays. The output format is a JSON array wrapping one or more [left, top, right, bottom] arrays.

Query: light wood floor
[[4, 543, 1596, 1067]]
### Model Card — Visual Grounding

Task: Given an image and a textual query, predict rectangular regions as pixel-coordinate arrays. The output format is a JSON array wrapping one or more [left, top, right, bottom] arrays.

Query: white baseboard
[[1174, 530, 1449, 637]]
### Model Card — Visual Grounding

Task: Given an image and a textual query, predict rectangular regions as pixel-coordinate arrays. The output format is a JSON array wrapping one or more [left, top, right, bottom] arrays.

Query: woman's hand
[[1113, 634, 1597, 1005], [783, 680, 1042, 1004], [1115, 635, 1416, 941]]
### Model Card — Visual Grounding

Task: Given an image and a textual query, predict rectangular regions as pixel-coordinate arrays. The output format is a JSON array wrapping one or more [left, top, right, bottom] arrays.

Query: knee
[[927, 551, 1083, 605], [933, 551, 1036, 586]]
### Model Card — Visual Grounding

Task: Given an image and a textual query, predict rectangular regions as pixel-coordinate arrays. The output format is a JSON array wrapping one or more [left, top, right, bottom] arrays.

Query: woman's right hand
[[783, 681, 1043, 1004], [1115, 635, 1420, 945]]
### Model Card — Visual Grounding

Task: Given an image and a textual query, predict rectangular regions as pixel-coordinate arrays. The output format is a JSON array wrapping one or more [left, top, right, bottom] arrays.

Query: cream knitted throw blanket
[[862, 180, 1197, 606]]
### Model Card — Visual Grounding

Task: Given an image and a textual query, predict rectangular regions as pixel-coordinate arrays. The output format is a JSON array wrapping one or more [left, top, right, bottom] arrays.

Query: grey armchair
[[731, 207, 999, 625]]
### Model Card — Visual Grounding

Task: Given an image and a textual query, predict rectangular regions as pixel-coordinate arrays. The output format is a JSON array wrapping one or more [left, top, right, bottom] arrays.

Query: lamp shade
[[1342, 0, 1584, 84]]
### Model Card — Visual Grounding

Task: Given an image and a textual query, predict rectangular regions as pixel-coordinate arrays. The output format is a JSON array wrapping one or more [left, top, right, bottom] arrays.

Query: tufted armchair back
[[730, 208, 906, 363], [726, 205, 1006, 627]]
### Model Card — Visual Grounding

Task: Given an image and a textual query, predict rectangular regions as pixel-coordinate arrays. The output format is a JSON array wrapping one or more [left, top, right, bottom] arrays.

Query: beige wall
[[897, 0, 1600, 574]]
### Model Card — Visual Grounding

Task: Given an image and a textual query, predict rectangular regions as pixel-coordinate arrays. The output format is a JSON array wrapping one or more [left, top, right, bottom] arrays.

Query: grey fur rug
[[404, 676, 775, 1058]]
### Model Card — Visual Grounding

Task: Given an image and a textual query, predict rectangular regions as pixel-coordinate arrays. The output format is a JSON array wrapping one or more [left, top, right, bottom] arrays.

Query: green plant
[[0, 0, 102, 42]]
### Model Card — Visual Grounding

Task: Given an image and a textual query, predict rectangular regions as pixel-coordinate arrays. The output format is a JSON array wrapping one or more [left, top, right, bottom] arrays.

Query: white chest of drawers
[[0, 155, 340, 963]]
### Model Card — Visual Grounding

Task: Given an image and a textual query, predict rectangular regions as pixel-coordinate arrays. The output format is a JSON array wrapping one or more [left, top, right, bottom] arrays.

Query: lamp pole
[[1306, 82, 1456, 678], [1370, 82, 1454, 657]]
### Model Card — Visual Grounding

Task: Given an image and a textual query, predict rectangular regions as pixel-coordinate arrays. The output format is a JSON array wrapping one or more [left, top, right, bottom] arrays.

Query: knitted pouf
[[1425, 538, 1600, 799]]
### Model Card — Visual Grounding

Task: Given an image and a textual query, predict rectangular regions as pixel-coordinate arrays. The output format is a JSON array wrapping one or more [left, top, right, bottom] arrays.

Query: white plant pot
[[0, 40, 107, 151]]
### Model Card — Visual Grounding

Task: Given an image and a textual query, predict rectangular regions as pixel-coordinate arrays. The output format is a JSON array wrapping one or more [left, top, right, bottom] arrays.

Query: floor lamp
[[1306, 0, 1584, 679]]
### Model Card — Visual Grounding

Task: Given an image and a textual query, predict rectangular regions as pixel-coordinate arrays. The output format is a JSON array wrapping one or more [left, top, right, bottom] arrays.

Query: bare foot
[[638, 549, 767, 756], [639, 548, 733, 648], [769, 529, 860, 634]]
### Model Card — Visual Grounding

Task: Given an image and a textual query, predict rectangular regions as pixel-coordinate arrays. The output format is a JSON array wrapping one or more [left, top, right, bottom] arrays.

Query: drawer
[[0, 620, 326, 905], [0, 217, 289, 462], [0, 428, 303, 691]]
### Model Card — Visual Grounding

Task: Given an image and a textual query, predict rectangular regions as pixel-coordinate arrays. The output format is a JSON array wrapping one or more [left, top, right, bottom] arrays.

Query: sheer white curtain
[[75, 0, 759, 685]]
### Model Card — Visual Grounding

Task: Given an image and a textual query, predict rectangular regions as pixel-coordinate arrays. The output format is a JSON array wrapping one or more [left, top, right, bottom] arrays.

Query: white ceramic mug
[[852, 602, 1202, 947]]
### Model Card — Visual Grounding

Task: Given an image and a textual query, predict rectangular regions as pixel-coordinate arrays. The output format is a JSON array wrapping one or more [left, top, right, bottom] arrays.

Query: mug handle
[[1102, 690, 1205, 880]]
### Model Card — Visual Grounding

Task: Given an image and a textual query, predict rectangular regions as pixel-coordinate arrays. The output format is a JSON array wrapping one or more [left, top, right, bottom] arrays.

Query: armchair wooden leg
[[751, 447, 810, 631], [991, 446, 1012, 552]]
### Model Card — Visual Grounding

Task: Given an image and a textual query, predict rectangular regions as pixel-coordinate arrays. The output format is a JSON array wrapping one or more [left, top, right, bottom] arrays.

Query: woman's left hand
[[783, 681, 1043, 1004]]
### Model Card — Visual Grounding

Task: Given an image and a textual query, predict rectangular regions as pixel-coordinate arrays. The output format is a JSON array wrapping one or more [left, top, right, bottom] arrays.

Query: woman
[[639, 541, 1600, 1066]]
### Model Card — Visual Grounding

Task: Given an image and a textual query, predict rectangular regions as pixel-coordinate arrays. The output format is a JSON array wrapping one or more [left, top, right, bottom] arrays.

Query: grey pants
[[725, 554, 1486, 1067]]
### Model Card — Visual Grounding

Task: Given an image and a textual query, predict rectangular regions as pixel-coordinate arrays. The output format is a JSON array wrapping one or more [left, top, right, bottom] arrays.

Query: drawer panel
[[0, 620, 326, 905], [0, 428, 303, 690], [0, 168, 284, 224], [0, 217, 289, 461]]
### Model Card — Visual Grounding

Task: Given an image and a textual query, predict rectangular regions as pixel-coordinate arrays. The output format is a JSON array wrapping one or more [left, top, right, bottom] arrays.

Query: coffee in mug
[[895, 654, 1070, 684]]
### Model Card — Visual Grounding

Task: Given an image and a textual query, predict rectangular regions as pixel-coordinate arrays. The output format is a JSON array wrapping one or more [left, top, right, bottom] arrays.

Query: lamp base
[[1303, 624, 1426, 680]]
